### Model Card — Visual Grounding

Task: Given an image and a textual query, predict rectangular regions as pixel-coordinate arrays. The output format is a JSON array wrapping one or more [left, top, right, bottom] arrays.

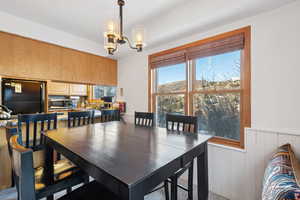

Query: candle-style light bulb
[[132, 26, 145, 51]]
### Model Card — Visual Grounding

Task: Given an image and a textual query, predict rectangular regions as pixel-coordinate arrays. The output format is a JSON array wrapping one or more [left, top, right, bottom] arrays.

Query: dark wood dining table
[[43, 121, 211, 200]]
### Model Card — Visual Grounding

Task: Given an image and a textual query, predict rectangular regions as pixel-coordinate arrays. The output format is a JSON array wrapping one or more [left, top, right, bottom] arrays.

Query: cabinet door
[[0, 32, 14, 76], [61, 48, 89, 83], [14, 37, 51, 79], [70, 84, 87, 96], [89, 55, 117, 85], [48, 82, 70, 95]]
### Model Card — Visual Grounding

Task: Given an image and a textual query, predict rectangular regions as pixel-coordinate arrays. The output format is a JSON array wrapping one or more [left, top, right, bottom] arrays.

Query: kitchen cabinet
[[0, 31, 117, 85], [48, 82, 87, 96], [70, 84, 87, 96], [0, 32, 14, 76], [48, 82, 70, 95]]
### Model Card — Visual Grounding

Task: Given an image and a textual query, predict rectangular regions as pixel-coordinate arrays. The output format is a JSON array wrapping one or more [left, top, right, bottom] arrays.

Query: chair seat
[[58, 181, 119, 200], [35, 159, 79, 190]]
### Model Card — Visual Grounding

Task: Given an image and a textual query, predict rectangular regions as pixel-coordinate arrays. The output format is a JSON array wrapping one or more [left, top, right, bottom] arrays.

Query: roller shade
[[186, 33, 245, 60], [150, 50, 186, 69]]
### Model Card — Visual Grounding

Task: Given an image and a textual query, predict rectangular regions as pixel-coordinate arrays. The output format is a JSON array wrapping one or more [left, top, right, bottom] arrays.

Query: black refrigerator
[[2, 78, 45, 115]]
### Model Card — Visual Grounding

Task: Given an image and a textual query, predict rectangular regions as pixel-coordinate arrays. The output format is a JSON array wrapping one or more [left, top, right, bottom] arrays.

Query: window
[[192, 50, 242, 141], [92, 85, 117, 99], [149, 27, 251, 148], [154, 63, 187, 127]]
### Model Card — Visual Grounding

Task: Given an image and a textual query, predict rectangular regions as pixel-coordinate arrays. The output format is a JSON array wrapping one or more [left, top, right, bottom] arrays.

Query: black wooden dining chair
[[166, 113, 198, 133], [18, 113, 63, 163], [133, 111, 169, 199], [58, 181, 119, 200], [134, 111, 154, 127], [165, 113, 198, 200], [68, 110, 95, 128], [7, 133, 88, 200], [100, 109, 120, 122], [18, 113, 58, 151]]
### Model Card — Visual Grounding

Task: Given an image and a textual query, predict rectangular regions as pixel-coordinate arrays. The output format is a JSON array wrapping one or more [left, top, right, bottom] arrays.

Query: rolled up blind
[[149, 50, 186, 69], [186, 33, 245, 60]]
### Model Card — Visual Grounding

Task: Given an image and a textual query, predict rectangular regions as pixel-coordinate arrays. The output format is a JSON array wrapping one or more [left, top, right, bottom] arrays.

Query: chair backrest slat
[[33, 121, 37, 147], [134, 112, 154, 127], [25, 121, 30, 148], [68, 110, 95, 128], [165, 114, 198, 133]]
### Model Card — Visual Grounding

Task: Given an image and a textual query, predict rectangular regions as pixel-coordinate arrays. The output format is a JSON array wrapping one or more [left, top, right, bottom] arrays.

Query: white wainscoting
[[123, 114, 300, 200], [207, 128, 300, 200]]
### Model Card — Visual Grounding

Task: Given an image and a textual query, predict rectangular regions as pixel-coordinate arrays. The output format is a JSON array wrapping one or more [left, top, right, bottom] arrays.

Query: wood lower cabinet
[[70, 84, 87, 96], [48, 82, 70, 95]]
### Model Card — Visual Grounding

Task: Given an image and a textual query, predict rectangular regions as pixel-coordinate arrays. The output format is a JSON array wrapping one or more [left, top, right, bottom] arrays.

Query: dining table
[[43, 121, 212, 200]]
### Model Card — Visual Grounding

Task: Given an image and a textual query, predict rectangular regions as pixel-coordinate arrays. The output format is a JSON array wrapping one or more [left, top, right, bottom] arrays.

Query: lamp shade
[[104, 19, 119, 36], [132, 26, 146, 46]]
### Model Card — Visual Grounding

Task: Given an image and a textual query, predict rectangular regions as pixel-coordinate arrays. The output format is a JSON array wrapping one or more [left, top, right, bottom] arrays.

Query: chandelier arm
[[123, 36, 138, 50]]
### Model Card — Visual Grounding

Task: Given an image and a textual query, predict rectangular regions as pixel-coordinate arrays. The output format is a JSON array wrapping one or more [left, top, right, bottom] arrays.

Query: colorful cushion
[[262, 144, 300, 200]]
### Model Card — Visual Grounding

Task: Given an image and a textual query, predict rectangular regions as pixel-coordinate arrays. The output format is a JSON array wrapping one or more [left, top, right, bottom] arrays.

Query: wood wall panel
[[0, 31, 117, 85]]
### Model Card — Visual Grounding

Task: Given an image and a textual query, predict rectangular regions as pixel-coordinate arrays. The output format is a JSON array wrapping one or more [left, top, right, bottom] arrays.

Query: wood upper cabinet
[[69, 84, 87, 96], [48, 82, 70, 95], [13, 37, 49, 78], [61, 48, 89, 83], [0, 31, 117, 85], [0, 32, 14, 75], [88, 55, 118, 85], [48, 82, 87, 96]]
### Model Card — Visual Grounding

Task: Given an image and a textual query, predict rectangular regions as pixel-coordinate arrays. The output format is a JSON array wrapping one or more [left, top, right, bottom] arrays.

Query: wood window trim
[[148, 26, 251, 149]]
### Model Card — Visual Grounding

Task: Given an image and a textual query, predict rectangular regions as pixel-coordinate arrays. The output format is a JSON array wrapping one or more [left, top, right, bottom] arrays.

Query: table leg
[[170, 176, 178, 200], [197, 142, 208, 200], [44, 142, 54, 200]]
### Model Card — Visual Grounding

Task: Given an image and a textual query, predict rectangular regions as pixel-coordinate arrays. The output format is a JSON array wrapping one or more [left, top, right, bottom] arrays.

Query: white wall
[[119, 1, 300, 199], [0, 11, 107, 57]]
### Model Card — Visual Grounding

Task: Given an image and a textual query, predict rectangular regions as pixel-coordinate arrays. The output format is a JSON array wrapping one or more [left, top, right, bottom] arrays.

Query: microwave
[[48, 98, 73, 111]]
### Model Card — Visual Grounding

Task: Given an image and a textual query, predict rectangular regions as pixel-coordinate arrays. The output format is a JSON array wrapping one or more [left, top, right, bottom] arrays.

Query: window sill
[[208, 137, 245, 151], [208, 141, 246, 153]]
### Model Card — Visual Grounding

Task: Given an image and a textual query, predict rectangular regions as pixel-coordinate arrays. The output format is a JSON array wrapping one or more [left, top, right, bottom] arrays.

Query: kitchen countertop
[[0, 110, 103, 128]]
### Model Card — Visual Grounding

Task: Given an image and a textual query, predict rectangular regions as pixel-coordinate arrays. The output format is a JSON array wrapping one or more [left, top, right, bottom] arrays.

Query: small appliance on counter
[[101, 96, 113, 109], [2, 78, 45, 115], [0, 105, 12, 120], [48, 96, 73, 111]]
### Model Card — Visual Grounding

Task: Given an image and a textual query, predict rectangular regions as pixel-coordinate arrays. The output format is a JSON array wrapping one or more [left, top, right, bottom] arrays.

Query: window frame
[[148, 26, 251, 149], [151, 62, 189, 116]]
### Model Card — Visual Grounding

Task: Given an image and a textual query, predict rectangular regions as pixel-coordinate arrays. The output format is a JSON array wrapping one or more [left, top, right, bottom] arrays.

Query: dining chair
[[7, 133, 88, 200], [57, 181, 119, 200], [17, 113, 58, 151], [17, 113, 63, 172], [100, 109, 120, 122], [68, 110, 95, 128], [166, 113, 198, 133], [134, 111, 154, 127], [133, 111, 169, 199], [165, 113, 198, 200]]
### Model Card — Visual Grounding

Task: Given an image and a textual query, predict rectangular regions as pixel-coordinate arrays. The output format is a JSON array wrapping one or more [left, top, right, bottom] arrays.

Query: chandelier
[[104, 0, 145, 55]]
